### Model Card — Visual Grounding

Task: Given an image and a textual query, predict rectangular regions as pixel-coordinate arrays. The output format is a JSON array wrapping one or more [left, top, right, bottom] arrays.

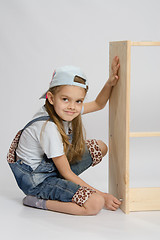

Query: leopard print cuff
[[86, 139, 103, 167], [7, 130, 22, 163], [72, 186, 96, 207]]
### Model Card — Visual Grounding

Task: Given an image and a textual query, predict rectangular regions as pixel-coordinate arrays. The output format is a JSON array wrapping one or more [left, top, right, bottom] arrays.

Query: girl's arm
[[52, 154, 102, 194], [83, 56, 120, 115], [52, 154, 121, 210]]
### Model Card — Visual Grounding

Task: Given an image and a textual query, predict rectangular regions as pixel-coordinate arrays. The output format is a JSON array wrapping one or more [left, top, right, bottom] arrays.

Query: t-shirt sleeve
[[40, 121, 64, 159]]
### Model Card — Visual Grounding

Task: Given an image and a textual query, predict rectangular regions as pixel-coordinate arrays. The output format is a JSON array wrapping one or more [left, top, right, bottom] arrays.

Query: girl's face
[[48, 85, 86, 121]]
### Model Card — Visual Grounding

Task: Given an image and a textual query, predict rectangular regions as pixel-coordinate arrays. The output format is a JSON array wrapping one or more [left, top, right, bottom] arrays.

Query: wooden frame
[[109, 41, 160, 214]]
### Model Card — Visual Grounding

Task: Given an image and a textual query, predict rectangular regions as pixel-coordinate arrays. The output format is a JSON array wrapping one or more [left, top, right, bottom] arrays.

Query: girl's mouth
[[64, 111, 75, 115]]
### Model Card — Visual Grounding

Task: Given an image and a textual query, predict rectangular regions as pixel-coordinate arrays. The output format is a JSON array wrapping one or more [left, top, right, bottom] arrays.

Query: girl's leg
[[71, 139, 108, 176], [23, 140, 107, 215], [96, 140, 108, 157], [23, 191, 105, 216], [46, 192, 105, 216], [23, 176, 105, 216]]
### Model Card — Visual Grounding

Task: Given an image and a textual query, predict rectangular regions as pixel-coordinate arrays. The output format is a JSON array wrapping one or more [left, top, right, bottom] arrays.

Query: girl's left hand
[[107, 56, 120, 87], [103, 193, 121, 211]]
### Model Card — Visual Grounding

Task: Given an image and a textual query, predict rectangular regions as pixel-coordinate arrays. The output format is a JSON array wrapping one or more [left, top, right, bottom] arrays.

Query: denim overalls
[[7, 116, 102, 205]]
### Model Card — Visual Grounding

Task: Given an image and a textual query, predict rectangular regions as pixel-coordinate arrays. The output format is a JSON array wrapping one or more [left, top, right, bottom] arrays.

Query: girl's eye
[[62, 98, 69, 102], [76, 100, 82, 104]]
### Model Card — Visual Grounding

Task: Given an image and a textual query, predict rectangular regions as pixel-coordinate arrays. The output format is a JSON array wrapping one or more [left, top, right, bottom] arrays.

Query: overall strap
[[7, 116, 52, 164], [22, 116, 51, 131]]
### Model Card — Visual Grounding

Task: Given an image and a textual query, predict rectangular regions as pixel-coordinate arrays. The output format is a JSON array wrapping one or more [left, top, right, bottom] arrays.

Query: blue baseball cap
[[40, 65, 88, 99]]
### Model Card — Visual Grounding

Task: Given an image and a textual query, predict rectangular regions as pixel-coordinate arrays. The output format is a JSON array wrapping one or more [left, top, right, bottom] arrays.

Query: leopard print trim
[[72, 186, 96, 207], [86, 139, 103, 167], [7, 130, 22, 163]]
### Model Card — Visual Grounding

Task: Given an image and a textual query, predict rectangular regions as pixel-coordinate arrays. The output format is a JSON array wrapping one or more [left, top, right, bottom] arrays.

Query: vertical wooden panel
[[109, 41, 131, 214]]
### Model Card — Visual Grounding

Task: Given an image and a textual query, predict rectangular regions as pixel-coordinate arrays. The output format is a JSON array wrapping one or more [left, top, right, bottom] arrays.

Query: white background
[[0, 0, 160, 239]]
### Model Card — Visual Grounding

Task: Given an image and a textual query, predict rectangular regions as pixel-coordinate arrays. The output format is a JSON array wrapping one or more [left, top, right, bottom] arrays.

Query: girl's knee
[[97, 140, 108, 157], [84, 193, 105, 216]]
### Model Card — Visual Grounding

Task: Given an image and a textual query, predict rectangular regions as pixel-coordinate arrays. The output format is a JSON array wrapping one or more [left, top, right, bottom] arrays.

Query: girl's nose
[[68, 101, 75, 109]]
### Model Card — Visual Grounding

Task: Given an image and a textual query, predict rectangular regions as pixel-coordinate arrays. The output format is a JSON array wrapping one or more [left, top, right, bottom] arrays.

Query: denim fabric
[[8, 115, 94, 203], [70, 146, 93, 175], [9, 145, 93, 202]]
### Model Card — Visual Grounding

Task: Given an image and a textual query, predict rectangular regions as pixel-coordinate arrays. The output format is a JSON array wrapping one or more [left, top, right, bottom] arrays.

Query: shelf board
[[130, 132, 160, 137], [130, 187, 160, 211], [131, 42, 160, 46]]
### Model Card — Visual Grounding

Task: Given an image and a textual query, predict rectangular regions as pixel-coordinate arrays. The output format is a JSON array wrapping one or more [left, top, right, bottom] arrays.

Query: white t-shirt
[[16, 106, 72, 170]]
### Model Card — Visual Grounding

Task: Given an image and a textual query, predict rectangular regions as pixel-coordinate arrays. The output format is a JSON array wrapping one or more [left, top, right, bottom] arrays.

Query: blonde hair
[[45, 84, 87, 164]]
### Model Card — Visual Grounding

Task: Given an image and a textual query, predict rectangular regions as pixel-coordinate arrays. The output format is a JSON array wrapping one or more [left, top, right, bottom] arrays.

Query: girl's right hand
[[103, 193, 121, 211]]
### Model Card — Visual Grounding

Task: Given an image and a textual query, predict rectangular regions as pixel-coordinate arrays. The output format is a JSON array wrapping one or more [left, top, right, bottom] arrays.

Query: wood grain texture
[[130, 132, 160, 137], [130, 188, 160, 211], [109, 41, 131, 214], [131, 42, 160, 46], [109, 41, 160, 213]]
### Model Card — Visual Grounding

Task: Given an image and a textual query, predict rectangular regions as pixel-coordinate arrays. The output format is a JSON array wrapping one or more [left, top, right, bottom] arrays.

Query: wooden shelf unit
[[109, 41, 160, 214]]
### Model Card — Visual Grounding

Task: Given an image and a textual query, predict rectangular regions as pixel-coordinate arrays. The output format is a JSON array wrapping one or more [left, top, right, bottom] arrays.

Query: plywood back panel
[[109, 41, 131, 213]]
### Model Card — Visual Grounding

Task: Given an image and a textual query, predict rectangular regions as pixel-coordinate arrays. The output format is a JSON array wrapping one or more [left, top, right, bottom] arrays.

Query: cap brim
[[39, 91, 47, 99]]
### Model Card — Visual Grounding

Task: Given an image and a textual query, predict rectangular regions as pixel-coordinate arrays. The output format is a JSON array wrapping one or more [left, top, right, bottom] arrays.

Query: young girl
[[7, 57, 121, 216]]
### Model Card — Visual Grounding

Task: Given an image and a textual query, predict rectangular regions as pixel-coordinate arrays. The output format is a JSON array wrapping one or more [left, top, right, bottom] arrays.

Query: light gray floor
[[1, 163, 160, 240], [1, 192, 160, 240]]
